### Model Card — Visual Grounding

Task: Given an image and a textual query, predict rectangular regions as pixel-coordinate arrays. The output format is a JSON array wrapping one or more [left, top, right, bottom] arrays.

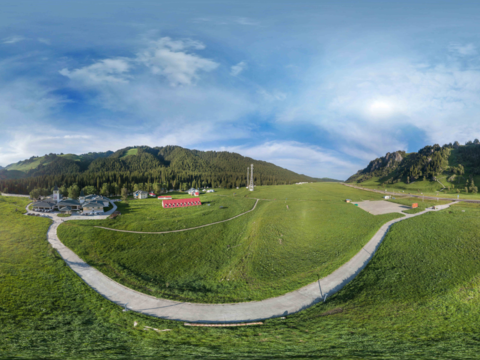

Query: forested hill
[[346, 140, 480, 193], [0, 145, 316, 195]]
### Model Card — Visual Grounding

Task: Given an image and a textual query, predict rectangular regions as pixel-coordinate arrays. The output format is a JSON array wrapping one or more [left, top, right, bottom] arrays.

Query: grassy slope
[[2, 192, 480, 358], [387, 197, 452, 214], [58, 183, 403, 303], [99, 194, 256, 232], [5, 153, 81, 172], [120, 148, 138, 158], [352, 147, 480, 200]]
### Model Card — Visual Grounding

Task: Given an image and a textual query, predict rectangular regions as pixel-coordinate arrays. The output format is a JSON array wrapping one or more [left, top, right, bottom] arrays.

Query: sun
[[369, 100, 394, 118]]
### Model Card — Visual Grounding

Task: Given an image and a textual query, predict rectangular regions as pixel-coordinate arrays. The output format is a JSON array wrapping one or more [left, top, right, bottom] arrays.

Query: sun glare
[[369, 100, 393, 117]]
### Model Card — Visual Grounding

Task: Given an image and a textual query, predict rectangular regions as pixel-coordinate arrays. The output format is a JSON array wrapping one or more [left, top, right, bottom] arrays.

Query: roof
[[134, 190, 148, 195], [162, 198, 201, 205], [32, 201, 55, 207], [59, 206, 72, 211], [82, 201, 105, 208], [53, 184, 58, 191], [80, 190, 85, 197], [57, 199, 81, 207]]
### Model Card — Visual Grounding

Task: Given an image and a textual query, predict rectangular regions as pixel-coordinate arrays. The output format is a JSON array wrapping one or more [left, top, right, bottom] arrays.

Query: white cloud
[[276, 58, 480, 160], [230, 61, 247, 76], [60, 59, 131, 85], [2, 36, 25, 44], [235, 17, 259, 26], [221, 141, 357, 179], [449, 43, 476, 56], [38, 38, 51, 45], [137, 37, 218, 86], [60, 37, 218, 87]]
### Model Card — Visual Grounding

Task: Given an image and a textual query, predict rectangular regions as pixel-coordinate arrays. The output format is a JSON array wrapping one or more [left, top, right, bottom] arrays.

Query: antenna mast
[[249, 164, 254, 191], [246, 166, 250, 188]]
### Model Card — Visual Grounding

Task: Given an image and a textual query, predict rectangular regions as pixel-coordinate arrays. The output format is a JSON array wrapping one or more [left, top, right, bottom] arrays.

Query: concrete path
[[1, 192, 30, 198], [26, 198, 458, 323], [95, 199, 259, 234]]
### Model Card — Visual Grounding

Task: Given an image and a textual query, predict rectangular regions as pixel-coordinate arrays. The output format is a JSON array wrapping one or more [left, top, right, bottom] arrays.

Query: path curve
[[30, 199, 456, 323], [95, 199, 259, 234]]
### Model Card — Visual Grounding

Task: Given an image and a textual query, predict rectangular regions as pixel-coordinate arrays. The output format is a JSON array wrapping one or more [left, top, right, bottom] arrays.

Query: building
[[31, 185, 110, 214], [162, 198, 202, 209], [194, 191, 199, 196], [187, 188, 199, 195], [158, 196, 172, 200], [133, 190, 149, 199], [345, 199, 351, 203], [206, 189, 214, 193], [149, 192, 156, 197], [82, 201, 105, 214], [383, 195, 391, 199]]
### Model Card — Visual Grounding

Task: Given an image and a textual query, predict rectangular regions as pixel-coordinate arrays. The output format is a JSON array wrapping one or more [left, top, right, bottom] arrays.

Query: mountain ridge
[[0, 145, 331, 194], [346, 140, 480, 194]]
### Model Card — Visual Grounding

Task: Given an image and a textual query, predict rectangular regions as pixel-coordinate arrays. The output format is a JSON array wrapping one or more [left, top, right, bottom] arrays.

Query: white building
[[134, 190, 149, 199]]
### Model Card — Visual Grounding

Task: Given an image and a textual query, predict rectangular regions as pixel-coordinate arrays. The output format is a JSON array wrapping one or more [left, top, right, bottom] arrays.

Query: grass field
[[58, 183, 403, 302], [101, 194, 256, 232], [387, 197, 452, 214], [121, 148, 138, 158], [353, 176, 480, 200], [3, 191, 480, 358]]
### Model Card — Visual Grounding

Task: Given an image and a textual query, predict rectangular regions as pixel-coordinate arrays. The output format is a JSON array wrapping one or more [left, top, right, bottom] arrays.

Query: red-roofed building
[[149, 192, 156, 197], [158, 196, 172, 200], [162, 198, 201, 209]]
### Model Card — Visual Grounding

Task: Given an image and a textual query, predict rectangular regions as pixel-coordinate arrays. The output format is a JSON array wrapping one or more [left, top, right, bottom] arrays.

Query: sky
[[2, 0, 480, 179]]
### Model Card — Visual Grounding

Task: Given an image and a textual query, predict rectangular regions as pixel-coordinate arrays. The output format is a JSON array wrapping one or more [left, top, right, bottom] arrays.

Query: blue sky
[[2, 0, 480, 179]]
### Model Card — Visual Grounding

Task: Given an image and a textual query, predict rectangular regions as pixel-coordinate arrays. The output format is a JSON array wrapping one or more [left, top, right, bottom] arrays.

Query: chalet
[[57, 199, 82, 211], [32, 200, 56, 211], [31, 185, 110, 214], [134, 190, 149, 199], [82, 201, 105, 214], [162, 198, 202, 209]]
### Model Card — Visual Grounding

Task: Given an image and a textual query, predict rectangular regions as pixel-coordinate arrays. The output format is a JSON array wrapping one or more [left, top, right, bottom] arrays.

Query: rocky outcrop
[[365, 151, 404, 172]]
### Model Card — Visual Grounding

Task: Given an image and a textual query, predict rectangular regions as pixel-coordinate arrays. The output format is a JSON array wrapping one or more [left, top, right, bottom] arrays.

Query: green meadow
[[58, 183, 403, 302], [102, 194, 256, 232], [2, 190, 480, 358], [387, 197, 452, 214], [354, 175, 480, 200]]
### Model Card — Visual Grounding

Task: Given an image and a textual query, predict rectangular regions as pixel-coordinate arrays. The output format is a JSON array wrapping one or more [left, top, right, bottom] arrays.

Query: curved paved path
[[29, 199, 456, 323], [95, 199, 259, 234]]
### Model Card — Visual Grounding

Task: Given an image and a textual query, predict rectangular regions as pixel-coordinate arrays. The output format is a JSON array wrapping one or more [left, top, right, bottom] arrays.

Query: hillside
[[0, 145, 316, 194], [346, 140, 480, 195], [313, 177, 343, 182]]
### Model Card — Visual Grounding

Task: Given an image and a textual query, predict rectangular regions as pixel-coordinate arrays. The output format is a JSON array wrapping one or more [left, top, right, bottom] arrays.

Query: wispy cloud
[[230, 61, 247, 76], [220, 141, 355, 179], [60, 59, 131, 84], [449, 43, 476, 56], [2, 36, 25, 44], [38, 38, 51, 45], [138, 37, 218, 86]]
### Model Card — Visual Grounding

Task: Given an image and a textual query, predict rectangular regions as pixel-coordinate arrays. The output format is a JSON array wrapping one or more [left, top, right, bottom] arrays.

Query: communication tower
[[246, 167, 250, 188], [249, 164, 254, 191]]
